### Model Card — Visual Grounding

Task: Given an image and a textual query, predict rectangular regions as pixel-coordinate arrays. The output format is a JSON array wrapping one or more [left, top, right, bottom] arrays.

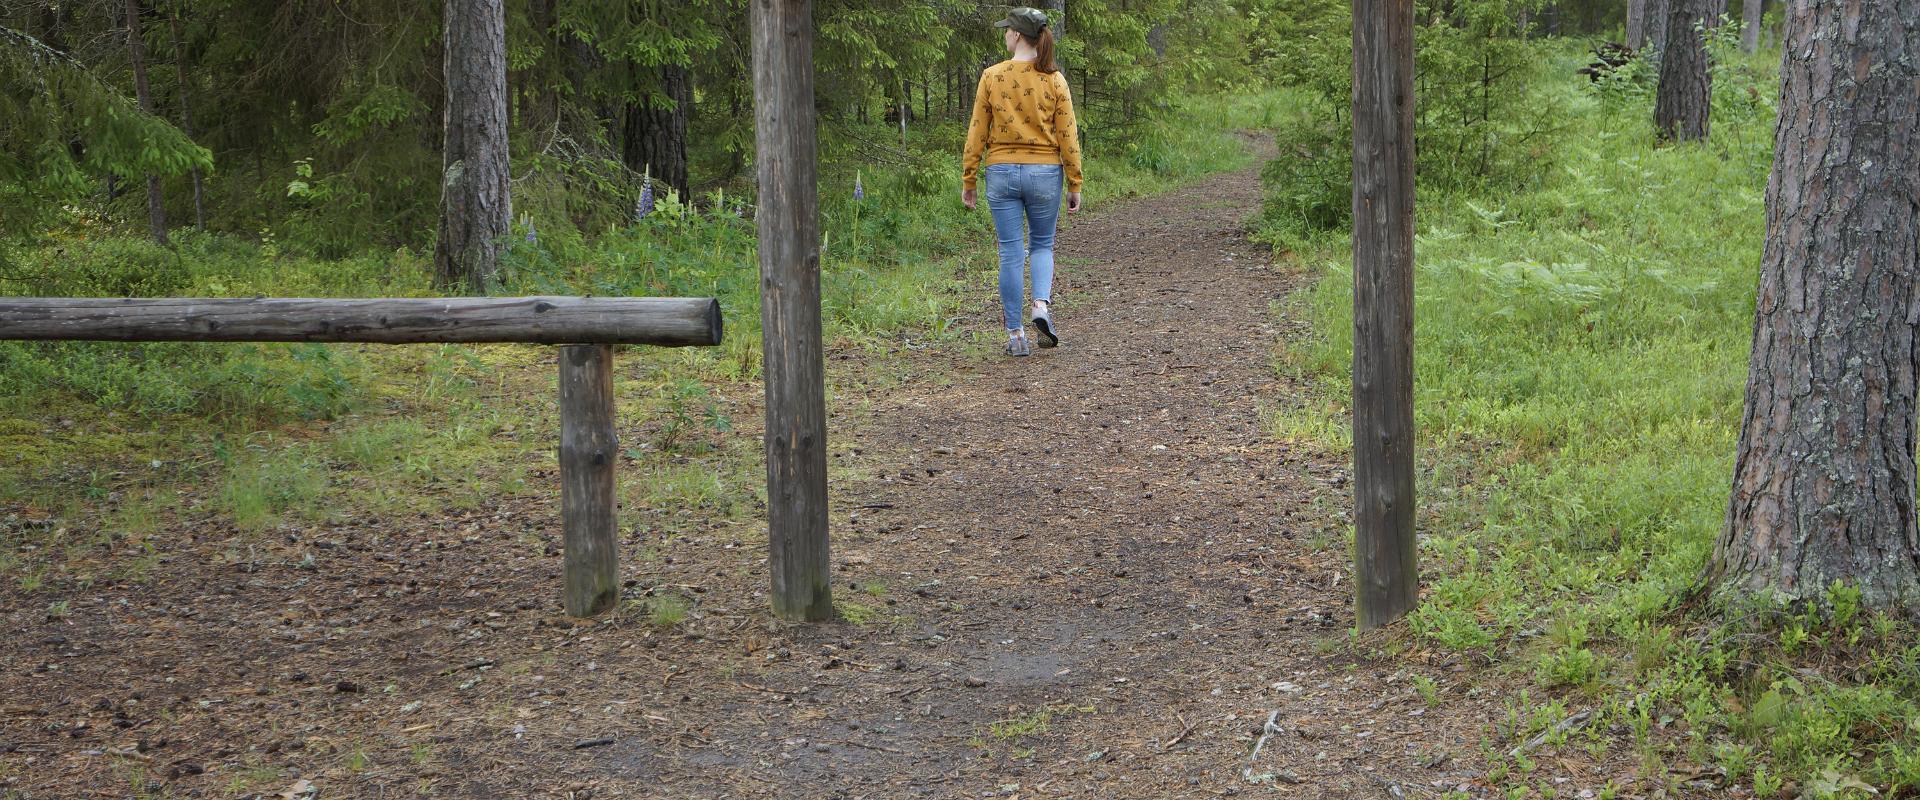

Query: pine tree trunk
[[622, 64, 691, 200], [168, 12, 204, 231], [1628, 0, 1649, 48], [1646, 0, 1671, 50], [1716, 0, 1920, 612], [1741, 0, 1763, 52], [1654, 0, 1711, 142], [560, 28, 613, 149], [529, 0, 559, 129], [725, 62, 746, 182], [124, 0, 166, 246], [1047, 0, 1067, 77], [434, 0, 511, 293]]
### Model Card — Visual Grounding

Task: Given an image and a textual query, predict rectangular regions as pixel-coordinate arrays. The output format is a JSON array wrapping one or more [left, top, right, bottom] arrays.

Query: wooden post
[[1350, 0, 1418, 629], [750, 0, 834, 621], [559, 344, 618, 618]]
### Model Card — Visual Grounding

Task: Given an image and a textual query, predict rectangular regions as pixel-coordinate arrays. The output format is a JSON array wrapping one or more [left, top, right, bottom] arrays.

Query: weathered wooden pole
[[0, 297, 722, 346], [1350, 0, 1418, 629], [750, 0, 834, 621], [559, 344, 618, 617]]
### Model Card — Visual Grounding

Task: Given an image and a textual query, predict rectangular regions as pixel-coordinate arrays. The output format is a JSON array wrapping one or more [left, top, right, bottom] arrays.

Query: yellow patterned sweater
[[962, 60, 1084, 192]]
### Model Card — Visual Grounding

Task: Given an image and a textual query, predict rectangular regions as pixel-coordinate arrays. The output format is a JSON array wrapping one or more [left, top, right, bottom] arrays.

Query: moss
[[0, 435, 52, 471], [0, 419, 41, 436]]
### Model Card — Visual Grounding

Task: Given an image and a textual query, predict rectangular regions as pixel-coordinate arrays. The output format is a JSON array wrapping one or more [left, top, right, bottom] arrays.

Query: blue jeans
[[985, 163, 1062, 332]]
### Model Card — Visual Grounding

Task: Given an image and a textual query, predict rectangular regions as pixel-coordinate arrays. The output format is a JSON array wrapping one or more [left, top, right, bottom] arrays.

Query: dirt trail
[[0, 154, 1511, 799], [597, 156, 1503, 797]]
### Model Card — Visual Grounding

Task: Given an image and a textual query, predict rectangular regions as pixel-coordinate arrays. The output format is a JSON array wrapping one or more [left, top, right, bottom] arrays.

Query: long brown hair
[[1026, 28, 1057, 74]]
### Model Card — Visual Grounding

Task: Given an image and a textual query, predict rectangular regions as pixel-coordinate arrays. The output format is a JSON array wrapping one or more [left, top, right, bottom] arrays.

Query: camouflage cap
[[994, 7, 1049, 38]]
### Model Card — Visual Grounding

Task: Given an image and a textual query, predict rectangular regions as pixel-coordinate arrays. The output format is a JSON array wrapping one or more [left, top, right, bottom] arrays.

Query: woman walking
[[962, 6, 1084, 357]]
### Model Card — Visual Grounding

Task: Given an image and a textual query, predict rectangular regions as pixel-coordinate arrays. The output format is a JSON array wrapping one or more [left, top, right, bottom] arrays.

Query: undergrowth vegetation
[[0, 91, 1273, 593], [1263, 38, 1920, 797]]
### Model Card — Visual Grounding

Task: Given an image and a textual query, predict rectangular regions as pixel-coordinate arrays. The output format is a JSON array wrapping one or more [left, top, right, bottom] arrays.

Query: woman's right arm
[[1051, 72, 1084, 199]]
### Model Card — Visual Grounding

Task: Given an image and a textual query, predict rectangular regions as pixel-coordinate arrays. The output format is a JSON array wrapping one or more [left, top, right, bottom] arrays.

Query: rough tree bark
[[1628, 0, 1648, 48], [168, 12, 204, 231], [750, 0, 833, 622], [1716, 0, 1920, 611], [434, 0, 512, 293], [1350, 0, 1419, 629], [1654, 0, 1710, 142], [622, 64, 691, 201], [1645, 0, 1671, 50], [1741, 0, 1763, 52], [123, 0, 166, 245]]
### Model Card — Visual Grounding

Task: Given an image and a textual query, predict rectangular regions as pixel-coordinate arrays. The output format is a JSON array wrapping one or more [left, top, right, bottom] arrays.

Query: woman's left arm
[[962, 73, 994, 207]]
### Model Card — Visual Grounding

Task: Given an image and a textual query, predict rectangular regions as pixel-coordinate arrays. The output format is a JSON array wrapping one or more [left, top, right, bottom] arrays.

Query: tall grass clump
[[1264, 38, 1920, 794]]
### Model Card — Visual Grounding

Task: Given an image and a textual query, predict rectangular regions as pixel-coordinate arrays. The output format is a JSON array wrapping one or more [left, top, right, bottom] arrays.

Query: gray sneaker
[[1031, 302, 1058, 348], [1005, 335, 1031, 357]]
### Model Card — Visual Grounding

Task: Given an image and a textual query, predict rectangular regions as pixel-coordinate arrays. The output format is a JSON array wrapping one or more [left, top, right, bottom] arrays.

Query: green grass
[[975, 702, 1095, 762], [989, 707, 1057, 740], [1265, 42, 1920, 797], [640, 593, 690, 627]]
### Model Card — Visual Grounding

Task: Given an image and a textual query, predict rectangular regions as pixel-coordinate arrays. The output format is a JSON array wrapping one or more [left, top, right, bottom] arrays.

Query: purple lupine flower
[[854, 171, 864, 202], [525, 218, 537, 244], [636, 171, 655, 219]]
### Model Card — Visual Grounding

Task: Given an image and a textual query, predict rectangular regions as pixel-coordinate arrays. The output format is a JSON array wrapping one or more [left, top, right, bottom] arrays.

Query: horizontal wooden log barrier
[[0, 296, 722, 347], [0, 293, 725, 619]]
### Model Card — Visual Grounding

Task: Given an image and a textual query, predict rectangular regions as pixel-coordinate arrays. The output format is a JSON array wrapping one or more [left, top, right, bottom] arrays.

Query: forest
[[3, 0, 1918, 798]]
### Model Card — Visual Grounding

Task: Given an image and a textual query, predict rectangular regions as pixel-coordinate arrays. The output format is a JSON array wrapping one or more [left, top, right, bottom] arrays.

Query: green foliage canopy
[[0, 26, 209, 258]]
